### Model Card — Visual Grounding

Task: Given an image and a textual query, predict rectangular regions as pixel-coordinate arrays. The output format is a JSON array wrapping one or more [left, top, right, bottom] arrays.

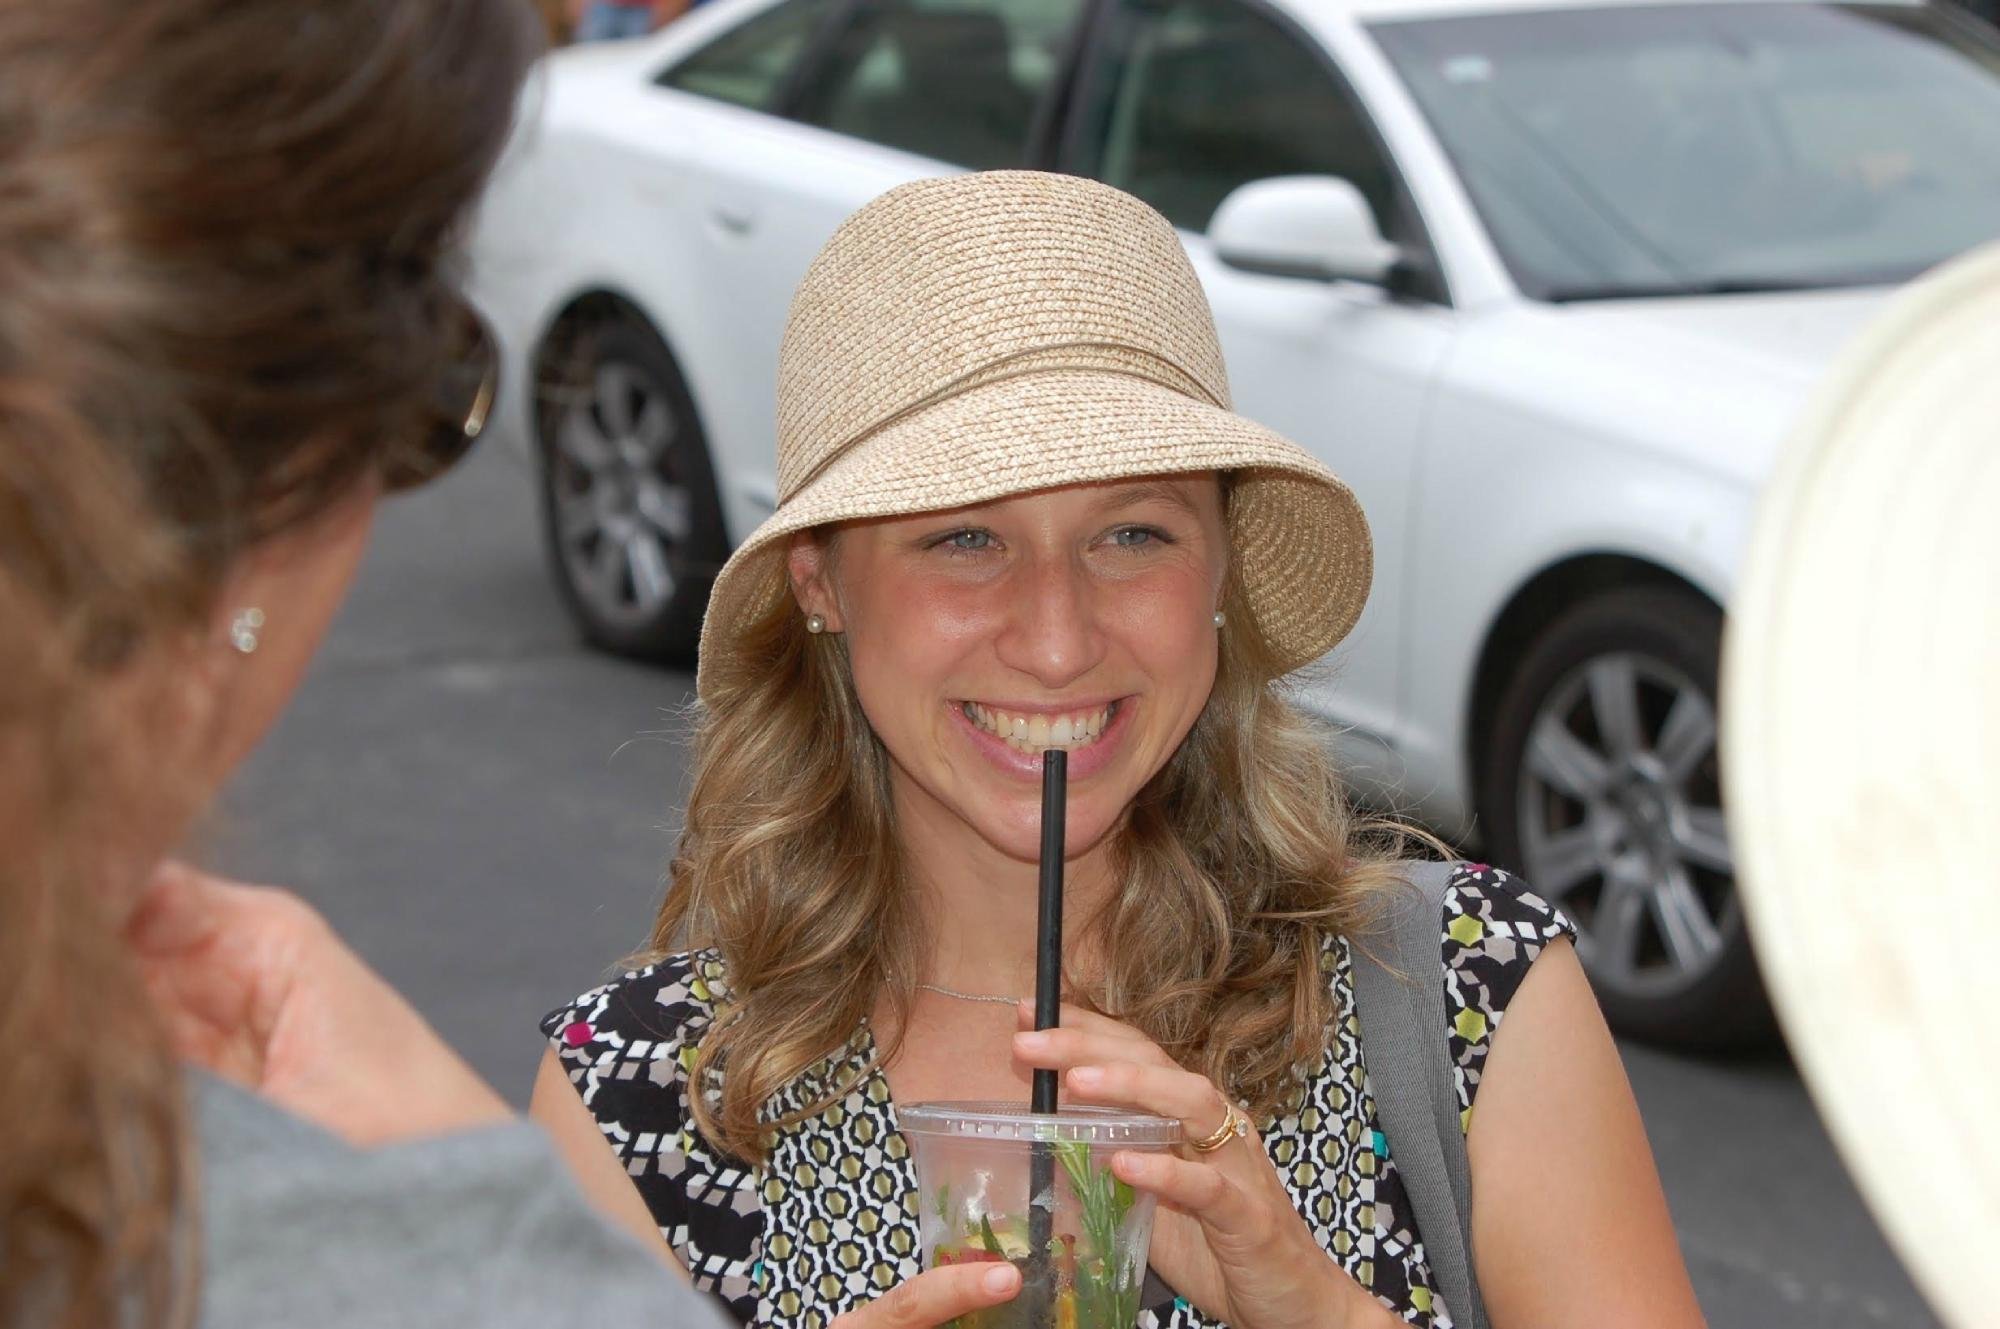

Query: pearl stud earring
[[806, 613, 826, 634], [1212, 611, 1225, 629]]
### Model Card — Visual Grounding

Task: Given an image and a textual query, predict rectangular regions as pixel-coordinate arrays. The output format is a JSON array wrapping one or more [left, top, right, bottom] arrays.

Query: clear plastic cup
[[899, 1102, 1181, 1329]]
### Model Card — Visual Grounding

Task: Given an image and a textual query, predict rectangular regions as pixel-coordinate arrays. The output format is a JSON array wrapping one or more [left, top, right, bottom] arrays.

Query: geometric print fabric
[[542, 864, 1573, 1328]]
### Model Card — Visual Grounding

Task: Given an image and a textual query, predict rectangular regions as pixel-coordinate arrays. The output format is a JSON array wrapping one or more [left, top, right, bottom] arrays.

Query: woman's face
[[790, 475, 1228, 865]]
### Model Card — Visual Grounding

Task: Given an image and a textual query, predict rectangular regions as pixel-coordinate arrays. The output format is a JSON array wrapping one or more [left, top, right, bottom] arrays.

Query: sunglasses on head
[[380, 295, 500, 493]]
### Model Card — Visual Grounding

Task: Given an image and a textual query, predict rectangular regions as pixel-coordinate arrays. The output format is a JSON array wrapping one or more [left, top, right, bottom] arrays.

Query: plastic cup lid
[[898, 1101, 1182, 1145]]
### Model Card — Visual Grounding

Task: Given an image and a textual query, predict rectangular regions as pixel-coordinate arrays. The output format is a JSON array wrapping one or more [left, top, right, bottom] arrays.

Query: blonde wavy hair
[[644, 498, 1441, 1165]]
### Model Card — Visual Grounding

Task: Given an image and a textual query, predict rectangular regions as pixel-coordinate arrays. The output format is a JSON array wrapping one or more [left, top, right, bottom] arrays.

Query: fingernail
[[1068, 1066, 1103, 1089], [984, 1265, 1020, 1295]]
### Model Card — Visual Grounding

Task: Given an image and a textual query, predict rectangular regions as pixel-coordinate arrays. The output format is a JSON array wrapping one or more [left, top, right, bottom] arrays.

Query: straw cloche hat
[[695, 170, 1372, 701], [1723, 241, 2000, 1329]]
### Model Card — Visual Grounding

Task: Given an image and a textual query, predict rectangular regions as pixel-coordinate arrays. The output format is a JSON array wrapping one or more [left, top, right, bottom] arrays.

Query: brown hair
[[0, 2, 537, 1324], [649, 541, 1440, 1165]]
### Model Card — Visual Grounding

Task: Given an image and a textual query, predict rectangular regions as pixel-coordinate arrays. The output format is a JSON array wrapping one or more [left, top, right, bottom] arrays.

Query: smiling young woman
[[793, 479, 1229, 866], [532, 172, 1705, 1329]]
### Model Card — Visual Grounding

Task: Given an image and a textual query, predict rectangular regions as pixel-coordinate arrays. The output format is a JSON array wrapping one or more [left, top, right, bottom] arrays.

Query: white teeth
[[962, 701, 1116, 753]]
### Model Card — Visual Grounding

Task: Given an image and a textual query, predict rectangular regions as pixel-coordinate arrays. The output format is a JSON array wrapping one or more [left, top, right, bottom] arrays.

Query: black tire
[[534, 316, 728, 666], [1475, 585, 1775, 1048]]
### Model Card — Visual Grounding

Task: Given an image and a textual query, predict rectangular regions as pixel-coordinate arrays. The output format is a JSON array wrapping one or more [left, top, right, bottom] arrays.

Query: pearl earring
[[230, 607, 266, 655], [1212, 611, 1225, 629], [806, 613, 826, 634]]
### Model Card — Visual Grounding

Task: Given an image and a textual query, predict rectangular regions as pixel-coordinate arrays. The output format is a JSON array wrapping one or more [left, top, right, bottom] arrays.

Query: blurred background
[[211, 0, 2000, 1322]]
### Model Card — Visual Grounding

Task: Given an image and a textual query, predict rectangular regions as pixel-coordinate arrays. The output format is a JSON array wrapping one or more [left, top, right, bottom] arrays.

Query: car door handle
[[711, 203, 757, 236]]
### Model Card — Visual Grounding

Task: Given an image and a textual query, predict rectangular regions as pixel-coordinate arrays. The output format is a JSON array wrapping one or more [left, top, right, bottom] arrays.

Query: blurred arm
[[131, 863, 692, 1278]]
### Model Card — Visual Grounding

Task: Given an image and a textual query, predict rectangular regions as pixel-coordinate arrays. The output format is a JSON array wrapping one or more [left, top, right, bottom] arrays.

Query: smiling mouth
[[960, 700, 1121, 755]]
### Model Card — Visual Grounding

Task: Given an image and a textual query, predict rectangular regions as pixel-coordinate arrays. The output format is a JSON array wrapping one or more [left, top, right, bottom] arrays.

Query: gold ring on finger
[[1189, 1100, 1250, 1154]]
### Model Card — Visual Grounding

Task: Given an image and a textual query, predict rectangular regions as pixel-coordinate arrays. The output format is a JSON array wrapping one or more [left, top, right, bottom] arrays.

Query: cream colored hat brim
[[696, 367, 1372, 701], [1722, 241, 2000, 1329]]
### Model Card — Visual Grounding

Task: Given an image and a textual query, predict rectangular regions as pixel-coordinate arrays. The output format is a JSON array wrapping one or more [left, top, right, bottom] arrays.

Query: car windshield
[[1369, 3, 2000, 300]]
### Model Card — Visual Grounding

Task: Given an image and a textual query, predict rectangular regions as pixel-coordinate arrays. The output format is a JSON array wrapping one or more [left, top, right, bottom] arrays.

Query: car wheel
[[1476, 586, 1773, 1047], [535, 316, 727, 665]]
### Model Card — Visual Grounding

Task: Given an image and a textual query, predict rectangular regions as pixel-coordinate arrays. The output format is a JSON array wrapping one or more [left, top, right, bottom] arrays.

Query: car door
[[640, 0, 1091, 539], [1061, 0, 1458, 793]]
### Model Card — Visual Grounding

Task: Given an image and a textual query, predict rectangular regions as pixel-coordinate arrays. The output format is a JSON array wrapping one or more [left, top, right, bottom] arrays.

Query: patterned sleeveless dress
[[541, 864, 1573, 1328]]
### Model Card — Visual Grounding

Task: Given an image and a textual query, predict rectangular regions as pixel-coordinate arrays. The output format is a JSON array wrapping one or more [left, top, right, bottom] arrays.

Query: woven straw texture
[[697, 171, 1372, 701]]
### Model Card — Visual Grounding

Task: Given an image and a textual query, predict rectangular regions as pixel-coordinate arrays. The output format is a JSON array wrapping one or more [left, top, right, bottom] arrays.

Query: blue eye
[[1109, 526, 1165, 548], [936, 529, 993, 552]]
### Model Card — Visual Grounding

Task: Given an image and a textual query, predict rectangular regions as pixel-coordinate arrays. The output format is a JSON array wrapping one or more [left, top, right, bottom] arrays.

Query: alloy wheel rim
[[1515, 650, 1735, 1000], [549, 359, 694, 628]]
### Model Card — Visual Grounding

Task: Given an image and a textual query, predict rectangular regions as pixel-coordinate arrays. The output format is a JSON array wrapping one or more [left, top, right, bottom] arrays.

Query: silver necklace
[[917, 982, 1023, 1007]]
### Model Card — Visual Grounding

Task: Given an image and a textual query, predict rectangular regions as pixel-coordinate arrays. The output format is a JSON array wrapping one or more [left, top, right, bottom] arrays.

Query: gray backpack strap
[[1350, 861, 1489, 1329]]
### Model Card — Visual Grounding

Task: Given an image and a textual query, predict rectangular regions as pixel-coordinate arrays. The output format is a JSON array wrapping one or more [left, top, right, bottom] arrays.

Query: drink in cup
[[900, 1102, 1180, 1329]]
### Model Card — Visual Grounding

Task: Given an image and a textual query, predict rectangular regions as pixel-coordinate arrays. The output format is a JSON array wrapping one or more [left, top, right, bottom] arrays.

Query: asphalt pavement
[[210, 441, 1942, 1329]]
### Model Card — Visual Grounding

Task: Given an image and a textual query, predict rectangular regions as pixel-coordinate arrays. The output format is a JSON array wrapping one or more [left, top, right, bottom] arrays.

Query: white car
[[466, 0, 2000, 1042]]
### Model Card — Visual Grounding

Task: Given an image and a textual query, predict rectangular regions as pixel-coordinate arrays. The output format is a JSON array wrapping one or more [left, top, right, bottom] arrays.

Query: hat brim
[[696, 368, 1372, 702], [1721, 240, 2000, 1329]]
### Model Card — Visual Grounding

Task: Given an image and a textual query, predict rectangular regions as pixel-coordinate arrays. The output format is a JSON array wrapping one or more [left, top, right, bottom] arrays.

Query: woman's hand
[[1013, 1003, 1395, 1329], [830, 1263, 1022, 1329], [127, 861, 511, 1146]]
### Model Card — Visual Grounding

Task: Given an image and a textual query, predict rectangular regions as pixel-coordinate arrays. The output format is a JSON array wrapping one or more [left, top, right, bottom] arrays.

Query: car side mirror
[[1211, 175, 1404, 286]]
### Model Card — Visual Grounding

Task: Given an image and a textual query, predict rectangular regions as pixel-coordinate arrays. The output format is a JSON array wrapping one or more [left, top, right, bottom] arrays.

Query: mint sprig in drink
[[900, 1103, 1179, 1329]]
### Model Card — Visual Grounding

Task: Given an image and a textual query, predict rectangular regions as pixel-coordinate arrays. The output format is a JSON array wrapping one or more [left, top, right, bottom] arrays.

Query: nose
[[993, 550, 1107, 689]]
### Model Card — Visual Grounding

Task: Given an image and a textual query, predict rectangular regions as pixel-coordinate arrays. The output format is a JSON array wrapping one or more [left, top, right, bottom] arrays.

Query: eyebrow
[[1089, 481, 1202, 519]]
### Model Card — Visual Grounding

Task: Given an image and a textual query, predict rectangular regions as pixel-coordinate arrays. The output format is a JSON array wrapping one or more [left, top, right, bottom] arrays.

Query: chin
[[972, 798, 1124, 866]]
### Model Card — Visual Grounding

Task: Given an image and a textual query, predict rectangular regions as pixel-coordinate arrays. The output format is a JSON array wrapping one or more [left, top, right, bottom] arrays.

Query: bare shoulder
[[1467, 937, 1706, 1327]]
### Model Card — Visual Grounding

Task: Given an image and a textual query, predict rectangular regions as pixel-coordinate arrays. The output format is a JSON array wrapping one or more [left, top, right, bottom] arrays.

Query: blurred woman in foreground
[[0, 2, 753, 1326]]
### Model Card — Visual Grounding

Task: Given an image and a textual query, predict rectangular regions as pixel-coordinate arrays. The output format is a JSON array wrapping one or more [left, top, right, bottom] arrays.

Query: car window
[[657, 0, 839, 112], [791, 0, 1088, 169], [1372, 3, 2000, 299], [1066, 0, 1399, 236]]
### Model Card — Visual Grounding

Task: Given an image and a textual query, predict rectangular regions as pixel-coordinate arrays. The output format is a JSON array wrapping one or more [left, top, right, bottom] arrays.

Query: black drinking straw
[[1028, 749, 1066, 1324]]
